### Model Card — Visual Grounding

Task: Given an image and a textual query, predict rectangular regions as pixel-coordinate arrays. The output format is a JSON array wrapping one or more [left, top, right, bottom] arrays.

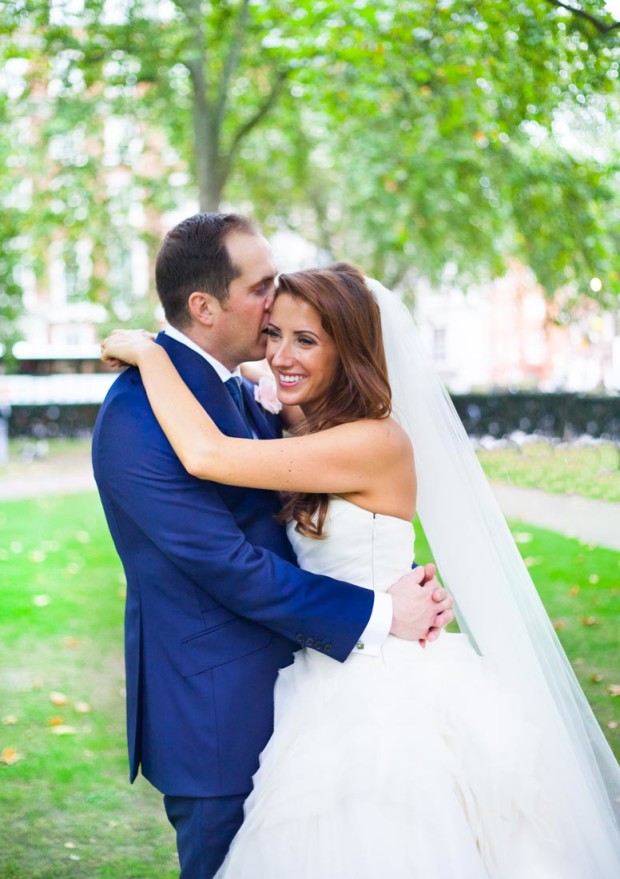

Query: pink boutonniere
[[254, 375, 283, 415]]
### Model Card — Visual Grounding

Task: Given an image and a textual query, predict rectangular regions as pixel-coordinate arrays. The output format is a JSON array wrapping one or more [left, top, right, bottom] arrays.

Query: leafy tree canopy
[[0, 0, 618, 352]]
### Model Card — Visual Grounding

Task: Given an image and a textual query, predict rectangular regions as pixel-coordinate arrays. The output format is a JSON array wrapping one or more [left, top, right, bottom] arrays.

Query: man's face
[[209, 232, 277, 370]]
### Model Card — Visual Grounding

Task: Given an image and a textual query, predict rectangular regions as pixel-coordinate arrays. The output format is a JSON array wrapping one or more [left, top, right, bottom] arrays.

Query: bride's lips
[[276, 373, 306, 388]]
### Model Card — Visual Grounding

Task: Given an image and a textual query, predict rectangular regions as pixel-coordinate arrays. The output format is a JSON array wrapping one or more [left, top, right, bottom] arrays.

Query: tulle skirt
[[216, 633, 579, 878]]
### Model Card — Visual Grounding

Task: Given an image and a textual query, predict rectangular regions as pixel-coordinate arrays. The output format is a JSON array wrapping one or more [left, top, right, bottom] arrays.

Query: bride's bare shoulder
[[339, 417, 413, 463]]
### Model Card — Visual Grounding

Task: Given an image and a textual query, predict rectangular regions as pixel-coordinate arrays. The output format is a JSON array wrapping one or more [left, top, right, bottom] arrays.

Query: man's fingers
[[435, 609, 455, 628], [425, 627, 441, 643], [432, 586, 448, 603]]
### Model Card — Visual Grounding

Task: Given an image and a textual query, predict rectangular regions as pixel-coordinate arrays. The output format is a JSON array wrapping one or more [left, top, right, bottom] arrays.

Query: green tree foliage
[[232, 1, 620, 295], [0, 0, 618, 346]]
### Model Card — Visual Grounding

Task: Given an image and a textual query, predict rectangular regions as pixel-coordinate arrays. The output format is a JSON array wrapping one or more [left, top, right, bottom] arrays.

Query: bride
[[102, 263, 620, 877]]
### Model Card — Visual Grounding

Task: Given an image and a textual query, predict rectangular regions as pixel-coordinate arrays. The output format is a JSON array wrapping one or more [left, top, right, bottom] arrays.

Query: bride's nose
[[269, 340, 294, 368]]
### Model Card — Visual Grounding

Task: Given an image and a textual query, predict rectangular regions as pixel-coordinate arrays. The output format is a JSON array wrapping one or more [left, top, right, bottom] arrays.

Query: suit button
[[314, 641, 323, 650], [324, 643, 333, 653], [296, 633, 304, 643], [305, 638, 314, 647]]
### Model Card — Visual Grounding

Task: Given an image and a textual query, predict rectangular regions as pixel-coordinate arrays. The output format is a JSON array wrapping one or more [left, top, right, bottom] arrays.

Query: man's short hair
[[155, 213, 258, 327]]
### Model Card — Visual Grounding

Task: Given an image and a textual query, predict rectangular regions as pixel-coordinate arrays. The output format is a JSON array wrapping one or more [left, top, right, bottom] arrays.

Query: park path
[[491, 484, 619, 552], [0, 463, 96, 503], [0, 462, 618, 551]]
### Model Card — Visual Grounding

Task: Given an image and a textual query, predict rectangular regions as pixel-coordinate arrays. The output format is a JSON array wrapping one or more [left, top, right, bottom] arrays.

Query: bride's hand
[[101, 329, 157, 367]]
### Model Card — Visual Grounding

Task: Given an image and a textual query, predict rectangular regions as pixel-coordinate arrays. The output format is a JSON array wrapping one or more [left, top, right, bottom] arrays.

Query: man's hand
[[387, 563, 454, 644]]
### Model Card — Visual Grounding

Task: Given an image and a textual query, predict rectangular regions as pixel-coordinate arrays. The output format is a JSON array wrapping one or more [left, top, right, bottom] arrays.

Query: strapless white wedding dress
[[216, 498, 574, 878]]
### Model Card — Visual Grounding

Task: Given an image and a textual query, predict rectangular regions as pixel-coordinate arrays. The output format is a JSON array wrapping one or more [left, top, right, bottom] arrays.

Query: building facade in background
[[416, 260, 620, 394]]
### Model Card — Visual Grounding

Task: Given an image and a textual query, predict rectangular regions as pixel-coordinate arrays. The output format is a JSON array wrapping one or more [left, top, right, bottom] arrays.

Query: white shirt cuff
[[352, 592, 392, 657]]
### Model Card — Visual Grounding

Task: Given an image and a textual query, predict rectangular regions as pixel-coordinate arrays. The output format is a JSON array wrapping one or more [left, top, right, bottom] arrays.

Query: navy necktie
[[225, 377, 253, 438]]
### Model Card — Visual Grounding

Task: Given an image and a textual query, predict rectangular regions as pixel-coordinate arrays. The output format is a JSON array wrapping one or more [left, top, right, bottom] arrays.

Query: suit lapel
[[157, 333, 251, 440]]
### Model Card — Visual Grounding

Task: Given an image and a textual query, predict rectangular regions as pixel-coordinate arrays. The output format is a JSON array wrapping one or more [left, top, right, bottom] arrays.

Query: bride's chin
[[277, 383, 306, 402]]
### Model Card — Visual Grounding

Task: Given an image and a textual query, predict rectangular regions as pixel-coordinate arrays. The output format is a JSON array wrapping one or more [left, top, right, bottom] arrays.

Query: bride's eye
[[264, 328, 280, 338], [298, 336, 316, 347]]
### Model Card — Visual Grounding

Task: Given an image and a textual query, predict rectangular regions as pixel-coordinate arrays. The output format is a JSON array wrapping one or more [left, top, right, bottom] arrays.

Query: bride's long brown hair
[[275, 262, 392, 538]]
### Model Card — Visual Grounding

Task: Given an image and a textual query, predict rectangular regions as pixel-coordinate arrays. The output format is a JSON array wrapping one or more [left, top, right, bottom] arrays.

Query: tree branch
[[544, 0, 620, 34], [226, 68, 289, 159], [214, 0, 251, 131]]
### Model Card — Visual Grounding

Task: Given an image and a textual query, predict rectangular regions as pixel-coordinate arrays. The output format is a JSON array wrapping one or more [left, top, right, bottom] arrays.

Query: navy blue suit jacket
[[92, 333, 374, 797]]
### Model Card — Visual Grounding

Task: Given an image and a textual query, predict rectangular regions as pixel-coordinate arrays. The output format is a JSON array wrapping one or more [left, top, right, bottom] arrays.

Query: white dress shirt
[[164, 326, 392, 656]]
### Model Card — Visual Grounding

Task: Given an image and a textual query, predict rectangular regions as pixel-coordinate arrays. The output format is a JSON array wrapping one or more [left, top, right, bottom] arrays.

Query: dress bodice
[[287, 496, 415, 592]]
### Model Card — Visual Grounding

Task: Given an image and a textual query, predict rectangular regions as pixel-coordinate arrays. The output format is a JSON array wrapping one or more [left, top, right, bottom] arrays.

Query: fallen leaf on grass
[[64, 842, 76, 849], [1, 716, 18, 726], [552, 620, 567, 631], [74, 701, 92, 714], [50, 725, 77, 736], [568, 586, 580, 596], [590, 674, 605, 683], [607, 685, 620, 697], [49, 691, 69, 706], [524, 557, 543, 568], [513, 532, 533, 544], [47, 716, 65, 727], [61, 637, 81, 649], [608, 721, 618, 729], [1, 746, 22, 765], [581, 616, 599, 627], [32, 595, 50, 607], [588, 574, 600, 585]]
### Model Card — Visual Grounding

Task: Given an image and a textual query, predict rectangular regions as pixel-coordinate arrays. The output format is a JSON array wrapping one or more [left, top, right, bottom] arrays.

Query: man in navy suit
[[92, 213, 453, 878]]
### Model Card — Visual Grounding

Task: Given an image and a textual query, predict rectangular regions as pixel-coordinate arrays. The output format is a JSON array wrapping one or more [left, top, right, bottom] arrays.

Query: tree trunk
[[189, 61, 223, 212], [182, 0, 284, 212]]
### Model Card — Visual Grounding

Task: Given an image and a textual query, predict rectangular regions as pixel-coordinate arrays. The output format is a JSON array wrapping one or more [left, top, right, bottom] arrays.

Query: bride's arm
[[101, 332, 411, 495]]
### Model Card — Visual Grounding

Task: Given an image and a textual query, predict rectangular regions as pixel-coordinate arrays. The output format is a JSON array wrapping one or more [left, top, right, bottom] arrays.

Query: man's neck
[[168, 322, 211, 356], [165, 325, 240, 381]]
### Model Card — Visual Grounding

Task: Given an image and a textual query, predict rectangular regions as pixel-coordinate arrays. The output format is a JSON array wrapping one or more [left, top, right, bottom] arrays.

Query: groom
[[92, 212, 454, 879]]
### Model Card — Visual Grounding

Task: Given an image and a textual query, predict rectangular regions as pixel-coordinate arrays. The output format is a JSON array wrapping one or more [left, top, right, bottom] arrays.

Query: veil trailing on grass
[[367, 277, 620, 874]]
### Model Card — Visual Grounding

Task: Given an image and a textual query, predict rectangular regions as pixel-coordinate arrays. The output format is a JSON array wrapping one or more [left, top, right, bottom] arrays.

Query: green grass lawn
[[477, 440, 620, 502], [0, 493, 177, 879], [0, 491, 618, 878]]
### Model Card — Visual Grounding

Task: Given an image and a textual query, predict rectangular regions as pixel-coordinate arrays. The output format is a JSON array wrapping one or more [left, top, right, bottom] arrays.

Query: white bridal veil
[[367, 278, 620, 875]]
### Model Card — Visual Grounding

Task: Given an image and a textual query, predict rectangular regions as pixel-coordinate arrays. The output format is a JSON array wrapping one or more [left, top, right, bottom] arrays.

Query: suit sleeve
[[95, 388, 374, 662]]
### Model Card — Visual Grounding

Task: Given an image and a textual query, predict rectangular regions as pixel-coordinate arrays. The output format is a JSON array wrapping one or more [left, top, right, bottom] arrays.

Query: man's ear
[[187, 291, 219, 327]]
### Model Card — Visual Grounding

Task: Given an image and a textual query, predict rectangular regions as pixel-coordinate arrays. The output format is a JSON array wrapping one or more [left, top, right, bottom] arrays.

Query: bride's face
[[265, 293, 340, 414]]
